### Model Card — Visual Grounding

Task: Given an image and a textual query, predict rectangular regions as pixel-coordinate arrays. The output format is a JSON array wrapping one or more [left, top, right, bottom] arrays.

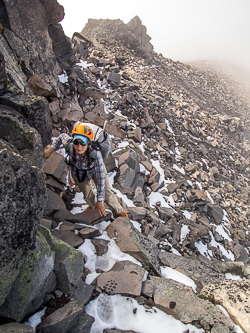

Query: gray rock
[[146, 166, 160, 184], [233, 244, 250, 262], [151, 276, 233, 330], [0, 93, 52, 147], [39, 225, 93, 304], [38, 298, 94, 333], [0, 33, 30, 93], [141, 279, 154, 298], [48, 23, 75, 63], [46, 176, 65, 193], [156, 207, 175, 221], [52, 229, 83, 248], [78, 226, 102, 239], [97, 261, 145, 296], [78, 208, 112, 225], [43, 151, 68, 185], [53, 209, 90, 224], [41, 218, 53, 229], [113, 113, 127, 129], [0, 232, 56, 322], [118, 164, 136, 188], [207, 203, 224, 224], [0, 323, 35, 333], [107, 72, 121, 85], [44, 188, 66, 216], [27, 75, 53, 97], [91, 239, 110, 256], [0, 107, 45, 168], [154, 223, 173, 239], [211, 323, 231, 333], [133, 186, 146, 206], [106, 218, 161, 276], [0, 148, 47, 308], [158, 252, 225, 288], [104, 152, 116, 173], [127, 127, 142, 143], [83, 86, 105, 100], [127, 207, 147, 221]]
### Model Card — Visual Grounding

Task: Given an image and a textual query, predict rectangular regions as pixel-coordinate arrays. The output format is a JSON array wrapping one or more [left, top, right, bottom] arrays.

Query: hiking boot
[[119, 209, 128, 217]]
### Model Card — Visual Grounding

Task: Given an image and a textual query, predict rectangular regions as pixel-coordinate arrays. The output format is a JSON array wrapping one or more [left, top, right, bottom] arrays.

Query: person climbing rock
[[44, 122, 128, 218]]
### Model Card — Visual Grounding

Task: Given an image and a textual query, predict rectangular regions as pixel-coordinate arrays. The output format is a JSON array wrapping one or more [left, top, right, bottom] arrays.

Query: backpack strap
[[65, 138, 73, 154]]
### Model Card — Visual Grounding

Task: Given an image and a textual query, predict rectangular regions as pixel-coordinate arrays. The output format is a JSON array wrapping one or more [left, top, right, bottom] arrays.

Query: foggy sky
[[58, 0, 250, 73]]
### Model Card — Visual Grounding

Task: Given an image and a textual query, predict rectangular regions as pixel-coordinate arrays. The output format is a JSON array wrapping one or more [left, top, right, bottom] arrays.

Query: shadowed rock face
[[0, 0, 68, 96], [0, 148, 47, 307]]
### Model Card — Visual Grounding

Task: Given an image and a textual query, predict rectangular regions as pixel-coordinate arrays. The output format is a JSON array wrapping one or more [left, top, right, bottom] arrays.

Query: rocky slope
[[0, 2, 250, 333]]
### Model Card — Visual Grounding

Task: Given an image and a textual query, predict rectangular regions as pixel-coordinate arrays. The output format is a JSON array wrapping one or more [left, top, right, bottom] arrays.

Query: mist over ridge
[[58, 0, 250, 74]]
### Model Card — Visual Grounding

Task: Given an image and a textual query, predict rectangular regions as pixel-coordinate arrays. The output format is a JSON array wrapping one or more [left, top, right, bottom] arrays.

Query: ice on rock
[[97, 293, 114, 324]]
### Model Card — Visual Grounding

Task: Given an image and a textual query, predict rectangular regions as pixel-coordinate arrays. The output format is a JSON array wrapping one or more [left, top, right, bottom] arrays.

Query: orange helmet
[[72, 123, 94, 141]]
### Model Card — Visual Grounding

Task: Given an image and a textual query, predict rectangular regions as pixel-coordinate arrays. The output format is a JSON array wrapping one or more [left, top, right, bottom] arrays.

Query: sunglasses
[[73, 140, 88, 146]]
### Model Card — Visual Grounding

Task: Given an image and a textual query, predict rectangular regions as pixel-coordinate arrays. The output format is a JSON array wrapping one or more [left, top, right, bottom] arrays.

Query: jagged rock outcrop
[[0, 0, 77, 326], [81, 16, 153, 60]]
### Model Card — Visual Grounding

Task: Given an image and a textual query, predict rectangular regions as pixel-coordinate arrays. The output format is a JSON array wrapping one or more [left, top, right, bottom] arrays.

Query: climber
[[44, 123, 128, 218]]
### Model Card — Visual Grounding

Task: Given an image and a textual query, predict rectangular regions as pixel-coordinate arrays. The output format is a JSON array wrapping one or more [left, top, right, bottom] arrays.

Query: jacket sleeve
[[94, 150, 106, 202], [50, 133, 72, 151]]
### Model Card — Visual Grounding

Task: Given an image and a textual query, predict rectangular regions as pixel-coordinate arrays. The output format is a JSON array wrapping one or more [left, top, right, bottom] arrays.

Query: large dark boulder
[[0, 106, 45, 168], [0, 93, 52, 147], [0, 232, 56, 322], [0, 148, 47, 307]]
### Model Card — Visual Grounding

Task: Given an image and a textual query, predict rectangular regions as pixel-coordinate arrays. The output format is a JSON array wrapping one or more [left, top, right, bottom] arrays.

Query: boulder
[[53, 229, 83, 248], [78, 227, 102, 239], [0, 93, 52, 147], [38, 298, 94, 333], [91, 239, 110, 256], [53, 209, 90, 224], [150, 276, 233, 330], [27, 75, 53, 97], [126, 207, 147, 221], [0, 148, 47, 307], [106, 217, 161, 276], [43, 151, 68, 185], [44, 188, 66, 216], [39, 225, 94, 305], [0, 232, 56, 322], [157, 252, 226, 290], [0, 323, 35, 333], [97, 261, 145, 296], [83, 86, 105, 100], [107, 72, 121, 85], [0, 107, 45, 168], [199, 279, 250, 333]]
